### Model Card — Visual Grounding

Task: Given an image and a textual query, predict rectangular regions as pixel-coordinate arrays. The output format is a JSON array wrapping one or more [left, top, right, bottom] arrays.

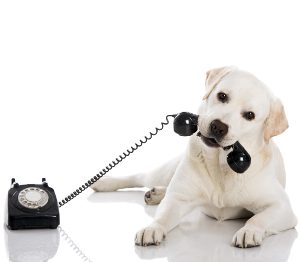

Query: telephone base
[[7, 215, 60, 230], [6, 179, 60, 230]]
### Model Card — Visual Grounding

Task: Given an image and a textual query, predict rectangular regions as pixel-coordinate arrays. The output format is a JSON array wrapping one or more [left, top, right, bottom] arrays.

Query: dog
[[91, 67, 297, 248]]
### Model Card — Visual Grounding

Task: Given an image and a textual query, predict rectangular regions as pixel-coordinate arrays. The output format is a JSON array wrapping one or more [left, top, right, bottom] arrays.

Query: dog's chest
[[194, 147, 252, 209], [200, 168, 250, 209], [194, 155, 250, 218]]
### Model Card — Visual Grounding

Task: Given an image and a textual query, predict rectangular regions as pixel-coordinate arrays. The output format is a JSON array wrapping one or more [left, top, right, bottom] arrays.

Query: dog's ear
[[203, 66, 235, 100], [264, 99, 289, 141]]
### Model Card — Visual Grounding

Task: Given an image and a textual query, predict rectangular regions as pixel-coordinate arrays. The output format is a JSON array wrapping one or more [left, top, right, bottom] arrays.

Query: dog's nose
[[210, 120, 228, 140]]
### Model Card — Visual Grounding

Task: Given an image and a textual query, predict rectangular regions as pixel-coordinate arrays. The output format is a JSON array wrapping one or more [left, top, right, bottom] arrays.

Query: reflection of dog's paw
[[135, 223, 166, 246], [144, 187, 166, 205], [232, 225, 265, 248]]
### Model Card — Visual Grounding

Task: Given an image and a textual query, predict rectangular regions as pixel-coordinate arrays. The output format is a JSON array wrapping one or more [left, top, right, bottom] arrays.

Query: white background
[[0, 1, 300, 261]]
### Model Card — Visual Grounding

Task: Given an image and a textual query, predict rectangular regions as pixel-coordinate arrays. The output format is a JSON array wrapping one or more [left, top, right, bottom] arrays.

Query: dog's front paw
[[135, 223, 166, 246], [144, 187, 166, 205], [232, 225, 265, 248]]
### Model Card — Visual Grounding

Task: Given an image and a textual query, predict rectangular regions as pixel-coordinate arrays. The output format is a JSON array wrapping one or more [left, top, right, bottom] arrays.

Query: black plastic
[[7, 178, 60, 230], [227, 141, 251, 173], [173, 112, 199, 136], [173, 112, 251, 173]]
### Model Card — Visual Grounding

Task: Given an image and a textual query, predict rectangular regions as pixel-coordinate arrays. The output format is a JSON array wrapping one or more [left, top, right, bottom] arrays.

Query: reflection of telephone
[[5, 225, 95, 262], [7, 178, 60, 230], [5, 227, 60, 262], [6, 112, 251, 230], [173, 112, 251, 173]]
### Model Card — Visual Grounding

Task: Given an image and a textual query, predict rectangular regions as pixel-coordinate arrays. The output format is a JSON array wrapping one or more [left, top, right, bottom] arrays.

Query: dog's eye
[[242, 111, 255, 121], [217, 92, 228, 103]]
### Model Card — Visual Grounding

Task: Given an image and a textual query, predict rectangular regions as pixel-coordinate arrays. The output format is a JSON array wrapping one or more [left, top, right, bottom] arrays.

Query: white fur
[[91, 67, 297, 248]]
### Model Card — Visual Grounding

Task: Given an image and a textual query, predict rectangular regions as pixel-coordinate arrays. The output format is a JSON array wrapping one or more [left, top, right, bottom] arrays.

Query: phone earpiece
[[173, 112, 199, 136], [226, 141, 251, 173]]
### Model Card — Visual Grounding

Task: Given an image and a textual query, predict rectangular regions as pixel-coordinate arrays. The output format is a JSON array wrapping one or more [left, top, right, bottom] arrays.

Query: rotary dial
[[18, 187, 49, 209]]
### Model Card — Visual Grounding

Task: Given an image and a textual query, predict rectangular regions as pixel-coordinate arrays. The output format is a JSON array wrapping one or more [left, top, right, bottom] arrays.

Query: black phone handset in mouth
[[173, 112, 251, 173]]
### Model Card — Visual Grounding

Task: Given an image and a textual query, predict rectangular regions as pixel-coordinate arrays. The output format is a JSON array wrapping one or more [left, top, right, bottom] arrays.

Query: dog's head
[[198, 67, 288, 149]]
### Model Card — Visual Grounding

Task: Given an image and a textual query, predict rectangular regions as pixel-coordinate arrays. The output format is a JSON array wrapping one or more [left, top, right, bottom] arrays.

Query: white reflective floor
[[2, 190, 299, 262]]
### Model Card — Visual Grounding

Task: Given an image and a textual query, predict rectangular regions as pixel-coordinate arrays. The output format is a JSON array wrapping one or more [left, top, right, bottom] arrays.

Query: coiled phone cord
[[58, 226, 94, 262], [58, 114, 177, 207]]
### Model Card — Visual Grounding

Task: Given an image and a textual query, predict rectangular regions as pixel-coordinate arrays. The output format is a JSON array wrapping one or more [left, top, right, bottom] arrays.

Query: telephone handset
[[173, 112, 251, 173], [7, 178, 60, 230], [6, 112, 251, 230]]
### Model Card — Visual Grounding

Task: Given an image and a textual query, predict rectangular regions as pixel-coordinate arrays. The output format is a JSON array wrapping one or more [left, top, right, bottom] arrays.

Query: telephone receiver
[[173, 112, 251, 173]]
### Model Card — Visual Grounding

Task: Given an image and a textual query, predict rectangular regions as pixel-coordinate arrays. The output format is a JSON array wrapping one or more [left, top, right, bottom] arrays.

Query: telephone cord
[[58, 226, 93, 262], [58, 114, 177, 207]]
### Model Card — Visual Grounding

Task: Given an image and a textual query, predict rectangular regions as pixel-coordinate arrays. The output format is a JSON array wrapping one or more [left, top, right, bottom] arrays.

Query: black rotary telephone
[[173, 112, 251, 173], [6, 178, 60, 230], [6, 112, 251, 231]]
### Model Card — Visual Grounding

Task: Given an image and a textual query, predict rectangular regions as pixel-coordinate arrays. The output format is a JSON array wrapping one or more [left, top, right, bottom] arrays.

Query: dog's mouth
[[197, 132, 220, 148], [196, 131, 233, 150]]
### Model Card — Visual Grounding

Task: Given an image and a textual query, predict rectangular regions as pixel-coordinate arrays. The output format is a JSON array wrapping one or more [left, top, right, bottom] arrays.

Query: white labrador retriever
[[92, 67, 297, 248]]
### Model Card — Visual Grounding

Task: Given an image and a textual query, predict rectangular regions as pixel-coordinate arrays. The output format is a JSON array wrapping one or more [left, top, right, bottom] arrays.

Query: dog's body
[[92, 67, 297, 248]]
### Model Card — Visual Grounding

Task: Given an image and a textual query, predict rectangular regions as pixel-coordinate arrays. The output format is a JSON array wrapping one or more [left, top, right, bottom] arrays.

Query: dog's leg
[[91, 155, 181, 192], [233, 197, 297, 248], [144, 186, 166, 205], [135, 159, 201, 246], [91, 174, 144, 192]]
